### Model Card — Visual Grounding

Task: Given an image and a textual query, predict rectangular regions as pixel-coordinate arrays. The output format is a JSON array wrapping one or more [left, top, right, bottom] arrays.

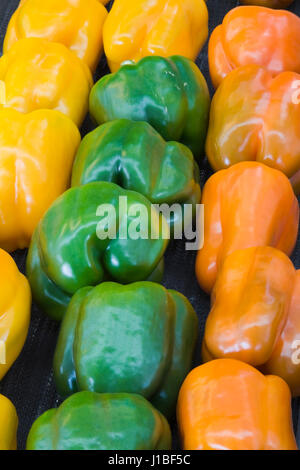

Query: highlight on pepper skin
[[209, 6, 300, 88]]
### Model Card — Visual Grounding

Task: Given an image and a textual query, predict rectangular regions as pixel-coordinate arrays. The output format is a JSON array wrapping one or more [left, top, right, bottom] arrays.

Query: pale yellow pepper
[[0, 395, 18, 450], [0, 38, 93, 127], [103, 0, 209, 72], [4, 0, 108, 73], [0, 109, 80, 252], [0, 249, 31, 382]]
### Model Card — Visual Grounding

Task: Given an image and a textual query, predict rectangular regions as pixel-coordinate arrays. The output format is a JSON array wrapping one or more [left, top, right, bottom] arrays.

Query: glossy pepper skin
[[53, 282, 198, 418], [0, 108, 80, 252], [71, 119, 201, 231], [103, 0, 208, 73], [195, 162, 299, 294], [26, 182, 169, 322], [27, 391, 171, 450], [206, 65, 300, 194], [209, 6, 300, 89], [177, 359, 298, 450], [3, 0, 108, 73], [0, 250, 31, 381], [202, 247, 300, 396], [240, 1, 294, 6], [0, 395, 18, 450], [89, 56, 210, 160], [0, 38, 93, 127]]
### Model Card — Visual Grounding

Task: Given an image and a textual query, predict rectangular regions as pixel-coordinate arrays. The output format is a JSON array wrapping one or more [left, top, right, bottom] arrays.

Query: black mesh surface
[[1, 0, 300, 450]]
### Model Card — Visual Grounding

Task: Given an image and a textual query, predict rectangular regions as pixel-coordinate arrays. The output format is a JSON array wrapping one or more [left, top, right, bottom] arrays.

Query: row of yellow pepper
[[1, 0, 300, 451]]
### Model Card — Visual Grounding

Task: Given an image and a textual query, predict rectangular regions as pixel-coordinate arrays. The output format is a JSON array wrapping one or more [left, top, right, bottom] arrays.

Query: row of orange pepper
[[1, 0, 300, 451]]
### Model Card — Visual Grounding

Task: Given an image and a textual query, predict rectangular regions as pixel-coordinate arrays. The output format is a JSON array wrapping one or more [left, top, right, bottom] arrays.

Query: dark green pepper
[[89, 56, 210, 159], [53, 282, 198, 418], [26, 391, 171, 450], [26, 182, 168, 322], [71, 119, 201, 231]]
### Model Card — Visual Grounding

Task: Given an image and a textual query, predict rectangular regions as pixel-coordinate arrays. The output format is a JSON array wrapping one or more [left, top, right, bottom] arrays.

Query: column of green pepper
[[26, 54, 211, 450]]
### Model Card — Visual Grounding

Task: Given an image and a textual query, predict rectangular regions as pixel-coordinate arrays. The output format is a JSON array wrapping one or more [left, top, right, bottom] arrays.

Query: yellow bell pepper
[[0, 395, 18, 450], [103, 0, 209, 72], [0, 108, 80, 252], [0, 249, 31, 381], [0, 38, 92, 127], [3, 0, 108, 73]]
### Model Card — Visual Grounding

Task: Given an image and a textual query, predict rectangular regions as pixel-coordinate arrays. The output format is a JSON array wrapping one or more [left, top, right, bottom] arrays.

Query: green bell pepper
[[53, 282, 198, 418], [71, 119, 201, 231], [89, 56, 210, 159], [26, 391, 171, 450], [26, 182, 168, 322]]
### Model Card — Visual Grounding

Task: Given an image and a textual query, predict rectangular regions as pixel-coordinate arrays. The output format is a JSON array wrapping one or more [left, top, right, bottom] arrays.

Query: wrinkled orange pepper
[[0, 108, 80, 252], [3, 0, 108, 73], [177, 359, 298, 450], [0, 38, 93, 127], [206, 65, 300, 194], [202, 246, 300, 396], [0, 249, 31, 381], [0, 395, 18, 450], [195, 162, 299, 293], [209, 6, 300, 89], [103, 0, 208, 72]]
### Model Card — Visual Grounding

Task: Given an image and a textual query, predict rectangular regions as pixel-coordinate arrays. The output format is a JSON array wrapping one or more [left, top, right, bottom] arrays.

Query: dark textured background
[[1, 0, 300, 450]]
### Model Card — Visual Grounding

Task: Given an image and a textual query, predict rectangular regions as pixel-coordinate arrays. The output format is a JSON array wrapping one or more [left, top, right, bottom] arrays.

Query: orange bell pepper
[[0, 108, 80, 252], [103, 0, 208, 72], [0, 249, 31, 381], [202, 246, 300, 396], [206, 65, 300, 194], [195, 162, 299, 293], [209, 6, 300, 89], [0, 395, 18, 450], [177, 359, 298, 450], [240, 1, 294, 6], [3, 0, 108, 73], [0, 38, 93, 127]]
